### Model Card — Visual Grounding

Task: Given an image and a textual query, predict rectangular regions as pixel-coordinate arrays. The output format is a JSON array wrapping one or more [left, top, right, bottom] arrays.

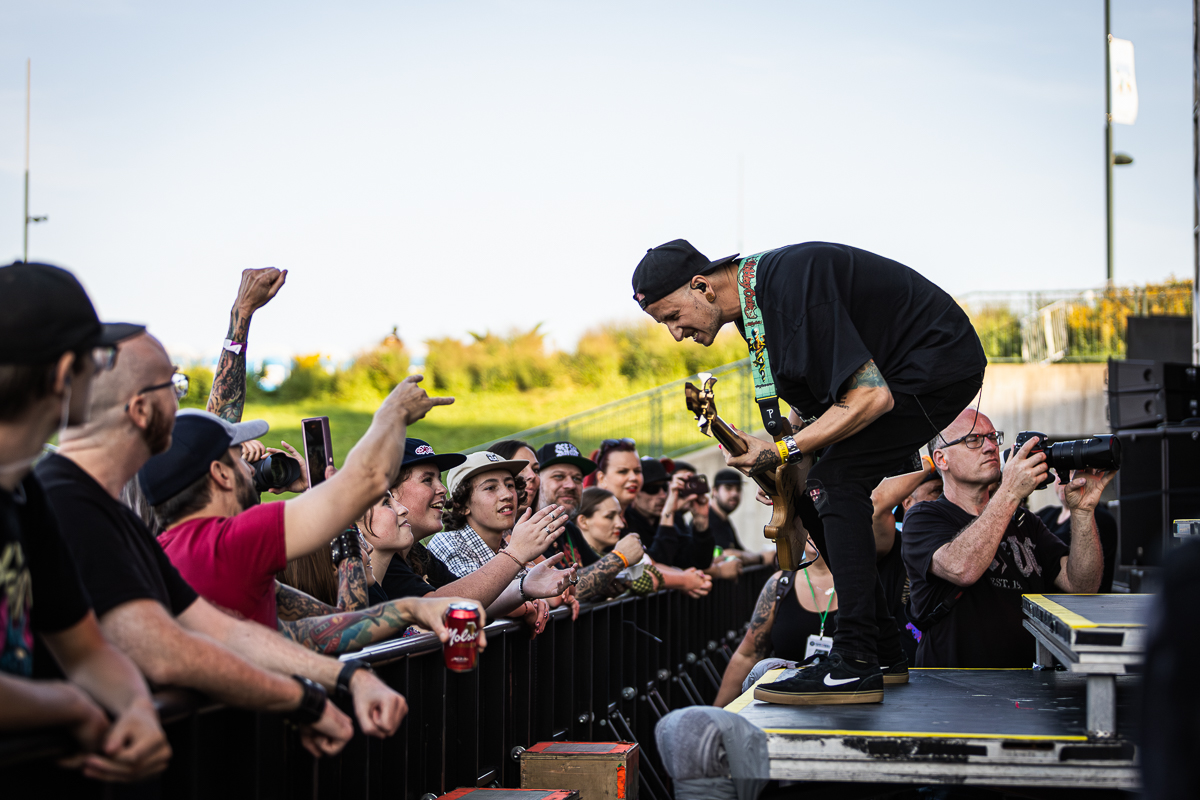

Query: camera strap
[[737, 251, 785, 436]]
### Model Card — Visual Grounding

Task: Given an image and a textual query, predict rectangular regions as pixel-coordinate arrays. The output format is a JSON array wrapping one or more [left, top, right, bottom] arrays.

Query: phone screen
[[302, 417, 332, 488]]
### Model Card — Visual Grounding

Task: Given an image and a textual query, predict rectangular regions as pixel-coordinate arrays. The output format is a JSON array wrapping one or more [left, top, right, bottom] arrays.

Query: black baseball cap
[[639, 456, 669, 486], [714, 468, 743, 487], [404, 438, 467, 472], [139, 410, 269, 507], [534, 441, 596, 476], [631, 240, 739, 310], [0, 262, 145, 364]]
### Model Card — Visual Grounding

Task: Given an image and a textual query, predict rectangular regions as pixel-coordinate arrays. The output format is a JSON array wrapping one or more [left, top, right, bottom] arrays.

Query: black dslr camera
[[1009, 431, 1121, 489], [252, 453, 303, 493]]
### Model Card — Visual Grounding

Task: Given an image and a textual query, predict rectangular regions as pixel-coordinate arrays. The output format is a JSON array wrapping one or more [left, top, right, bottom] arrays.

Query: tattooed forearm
[[278, 600, 417, 654], [208, 306, 253, 423], [337, 558, 369, 611], [574, 553, 625, 602], [275, 582, 337, 622], [748, 575, 779, 659], [748, 446, 783, 476]]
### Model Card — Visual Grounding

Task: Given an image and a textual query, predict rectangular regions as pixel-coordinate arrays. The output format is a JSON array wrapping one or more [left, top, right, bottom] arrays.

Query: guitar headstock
[[684, 372, 721, 437]]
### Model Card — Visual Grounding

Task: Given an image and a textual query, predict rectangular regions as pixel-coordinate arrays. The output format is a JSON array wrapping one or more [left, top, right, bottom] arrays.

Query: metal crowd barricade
[[0, 565, 773, 800]]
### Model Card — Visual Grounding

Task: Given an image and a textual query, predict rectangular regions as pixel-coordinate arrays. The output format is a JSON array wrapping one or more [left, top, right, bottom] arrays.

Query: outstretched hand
[[522, 552, 577, 598], [508, 504, 569, 563], [389, 375, 454, 425], [1063, 468, 1117, 514]]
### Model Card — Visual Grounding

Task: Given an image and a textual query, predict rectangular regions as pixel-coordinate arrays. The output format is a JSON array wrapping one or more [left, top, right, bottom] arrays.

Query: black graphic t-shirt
[[0, 473, 92, 677], [741, 243, 986, 417], [36, 455, 198, 619], [902, 495, 1068, 668]]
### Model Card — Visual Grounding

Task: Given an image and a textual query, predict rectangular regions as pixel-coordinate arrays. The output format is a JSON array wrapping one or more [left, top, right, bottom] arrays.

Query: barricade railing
[[0, 565, 773, 800]]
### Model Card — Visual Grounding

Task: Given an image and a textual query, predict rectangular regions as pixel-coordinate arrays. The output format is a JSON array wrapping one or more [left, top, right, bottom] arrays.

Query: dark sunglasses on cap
[[600, 438, 636, 449], [641, 482, 668, 495]]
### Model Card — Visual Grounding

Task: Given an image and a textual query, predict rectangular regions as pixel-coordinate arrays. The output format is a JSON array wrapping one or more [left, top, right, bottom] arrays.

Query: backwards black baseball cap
[[404, 438, 467, 472], [639, 456, 670, 486], [0, 262, 145, 364], [631, 240, 739, 311]]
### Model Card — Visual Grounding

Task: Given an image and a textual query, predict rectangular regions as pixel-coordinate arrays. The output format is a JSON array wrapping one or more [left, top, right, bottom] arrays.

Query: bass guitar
[[685, 372, 816, 571]]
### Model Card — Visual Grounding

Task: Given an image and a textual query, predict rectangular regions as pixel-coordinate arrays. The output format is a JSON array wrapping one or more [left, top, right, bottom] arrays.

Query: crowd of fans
[[0, 263, 765, 787]]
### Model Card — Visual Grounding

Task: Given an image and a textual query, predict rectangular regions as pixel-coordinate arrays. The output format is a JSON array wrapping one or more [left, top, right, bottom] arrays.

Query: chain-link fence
[[958, 284, 1193, 363], [466, 358, 758, 458]]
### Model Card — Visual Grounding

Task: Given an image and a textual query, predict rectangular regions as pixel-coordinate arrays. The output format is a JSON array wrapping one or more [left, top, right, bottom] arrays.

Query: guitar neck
[[709, 413, 780, 496]]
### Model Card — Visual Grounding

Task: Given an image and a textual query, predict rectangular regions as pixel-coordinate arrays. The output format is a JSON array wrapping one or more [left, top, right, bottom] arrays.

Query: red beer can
[[443, 602, 482, 672]]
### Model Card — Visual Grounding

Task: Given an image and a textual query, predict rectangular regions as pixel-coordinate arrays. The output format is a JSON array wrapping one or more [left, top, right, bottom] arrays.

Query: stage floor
[[729, 668, 1139, 788]]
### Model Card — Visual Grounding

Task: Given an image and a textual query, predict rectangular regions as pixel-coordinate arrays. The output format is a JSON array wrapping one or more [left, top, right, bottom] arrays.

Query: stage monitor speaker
[[1109, 390, 1165, 429], [1126, 315, 1191, 362], [1108, 358, 1161, 393], [1116, 426, 1200, 567]]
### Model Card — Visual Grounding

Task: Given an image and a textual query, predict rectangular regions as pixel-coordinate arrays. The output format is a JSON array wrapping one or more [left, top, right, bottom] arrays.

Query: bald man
[[34, 331, 407, 753], [900, 409, 1113, 668]]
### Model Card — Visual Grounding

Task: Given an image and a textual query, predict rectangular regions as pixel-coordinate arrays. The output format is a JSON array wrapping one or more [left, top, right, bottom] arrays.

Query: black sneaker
[[753, 653, 883, 705], [880, 652, 910, 685]]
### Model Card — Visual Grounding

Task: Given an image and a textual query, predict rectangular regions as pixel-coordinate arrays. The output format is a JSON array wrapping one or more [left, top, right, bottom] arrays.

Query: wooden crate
[[442, 790, 580, 800], [519, 742, 638, 800]]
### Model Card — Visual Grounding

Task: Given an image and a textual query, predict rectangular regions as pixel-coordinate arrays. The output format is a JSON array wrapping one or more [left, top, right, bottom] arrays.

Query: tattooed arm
[[714, 571, 782, 707], [278, 594, 481, 655], [276, 582, 338, 622], [207, 267, 287, 422], [337, 557, 370, 611], [572, 553, 626, 602]]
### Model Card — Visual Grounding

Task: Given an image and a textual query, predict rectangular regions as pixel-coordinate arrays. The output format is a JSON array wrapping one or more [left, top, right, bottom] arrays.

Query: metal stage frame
[[730, 593, 1147, 790]]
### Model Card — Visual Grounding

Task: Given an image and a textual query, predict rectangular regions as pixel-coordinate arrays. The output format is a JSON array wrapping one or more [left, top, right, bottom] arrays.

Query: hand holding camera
[[246, 439, 308, 494], [1003, 431, 1121, 493], [998, 435, 1050, 502]]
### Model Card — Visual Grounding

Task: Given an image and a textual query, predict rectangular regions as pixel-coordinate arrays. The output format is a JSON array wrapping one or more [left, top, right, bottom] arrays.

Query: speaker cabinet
[[1116, 426, 1200, 567]]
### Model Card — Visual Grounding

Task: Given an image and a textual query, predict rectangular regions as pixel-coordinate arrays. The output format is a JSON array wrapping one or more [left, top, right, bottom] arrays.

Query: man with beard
[[634, 239, 986, 704], [707, 468, 767, 566], [36, 332, 378, 753]]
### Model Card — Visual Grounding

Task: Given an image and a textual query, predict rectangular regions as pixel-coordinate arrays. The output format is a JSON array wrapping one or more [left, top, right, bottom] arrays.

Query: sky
[[1, 1, 1194, 364]]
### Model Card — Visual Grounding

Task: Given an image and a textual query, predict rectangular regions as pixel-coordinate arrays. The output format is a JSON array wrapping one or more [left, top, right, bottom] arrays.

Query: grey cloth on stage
[[655, 707, 769, 800], [742, 658, 799, 693]]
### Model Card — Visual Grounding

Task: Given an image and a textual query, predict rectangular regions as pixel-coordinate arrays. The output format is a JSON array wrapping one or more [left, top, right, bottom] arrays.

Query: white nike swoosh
[[823, 674, 859, 686]]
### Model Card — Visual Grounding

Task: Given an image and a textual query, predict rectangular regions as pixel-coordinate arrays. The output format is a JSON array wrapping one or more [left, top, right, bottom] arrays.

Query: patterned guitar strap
[[736, 251, 785, 435]]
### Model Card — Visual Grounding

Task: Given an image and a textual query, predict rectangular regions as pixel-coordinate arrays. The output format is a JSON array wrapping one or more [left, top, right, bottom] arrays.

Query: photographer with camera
[[901, 409, 1114, 668], [622, 457, 716, 571]]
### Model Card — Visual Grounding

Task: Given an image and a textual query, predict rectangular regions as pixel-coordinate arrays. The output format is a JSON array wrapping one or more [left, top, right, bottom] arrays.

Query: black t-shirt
[[742, 243, 986, 417], [901, 495, 1068, 668], [0, 473, 92, 677], [1034, 504, 1117, 594], [36, 454, 198, 619], [708, 512, 743, 551], [374, 544, 459, 601]]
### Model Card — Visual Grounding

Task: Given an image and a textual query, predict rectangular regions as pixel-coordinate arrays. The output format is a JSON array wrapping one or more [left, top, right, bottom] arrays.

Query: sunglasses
[[600, 438, 636, 449], [641, 482, 667, 495]]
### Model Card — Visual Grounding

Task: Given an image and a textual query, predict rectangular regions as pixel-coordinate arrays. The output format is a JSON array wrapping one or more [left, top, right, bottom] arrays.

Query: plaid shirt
[[428, 524, 525, 579]]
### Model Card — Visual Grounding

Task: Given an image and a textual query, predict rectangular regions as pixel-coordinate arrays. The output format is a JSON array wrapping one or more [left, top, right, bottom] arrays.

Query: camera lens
[[1046, 435, 1121, 473], [252, 454, 302, 493]]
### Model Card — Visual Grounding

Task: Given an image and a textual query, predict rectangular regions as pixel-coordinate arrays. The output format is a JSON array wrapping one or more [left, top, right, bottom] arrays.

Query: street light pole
[[1106, 0, 1115, 287], [23, 58, 30, 263]]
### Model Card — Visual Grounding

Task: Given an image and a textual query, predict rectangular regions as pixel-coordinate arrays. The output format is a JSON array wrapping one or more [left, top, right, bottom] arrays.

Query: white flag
[[1110, 37, 1138, 125]]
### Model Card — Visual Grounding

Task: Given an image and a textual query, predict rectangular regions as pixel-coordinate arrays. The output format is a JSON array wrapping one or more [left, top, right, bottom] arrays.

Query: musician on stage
[[633, 239, 984, 704]]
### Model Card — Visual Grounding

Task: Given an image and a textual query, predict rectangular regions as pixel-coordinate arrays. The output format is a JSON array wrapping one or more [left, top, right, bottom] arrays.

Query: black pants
[[805, 371, 985, 663]]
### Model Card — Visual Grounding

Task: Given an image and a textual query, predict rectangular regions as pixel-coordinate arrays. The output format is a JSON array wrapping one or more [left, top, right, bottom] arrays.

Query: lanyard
[[736, 251, 784, 435], [803, 568, 836, 637]]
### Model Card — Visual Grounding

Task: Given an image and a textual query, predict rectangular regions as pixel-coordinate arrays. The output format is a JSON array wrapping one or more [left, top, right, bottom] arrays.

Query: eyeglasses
[[91, 346, 118, 373], [940, 431, 1003, 450], [135, 372, 190, 402]]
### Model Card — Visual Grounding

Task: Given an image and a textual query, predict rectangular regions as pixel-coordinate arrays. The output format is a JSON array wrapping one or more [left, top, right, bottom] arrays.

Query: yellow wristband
[[776, 439, 789, 464]]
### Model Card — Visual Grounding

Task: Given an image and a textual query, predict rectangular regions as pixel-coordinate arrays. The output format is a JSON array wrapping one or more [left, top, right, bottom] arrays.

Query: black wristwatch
[[330, 528, 360, 564], [288, 675, 328, 725], [336, 659, 373, 697]]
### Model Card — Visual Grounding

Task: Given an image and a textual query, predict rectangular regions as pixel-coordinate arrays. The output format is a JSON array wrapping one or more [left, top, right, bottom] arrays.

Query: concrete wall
[[682, 363, 1110, 553]]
